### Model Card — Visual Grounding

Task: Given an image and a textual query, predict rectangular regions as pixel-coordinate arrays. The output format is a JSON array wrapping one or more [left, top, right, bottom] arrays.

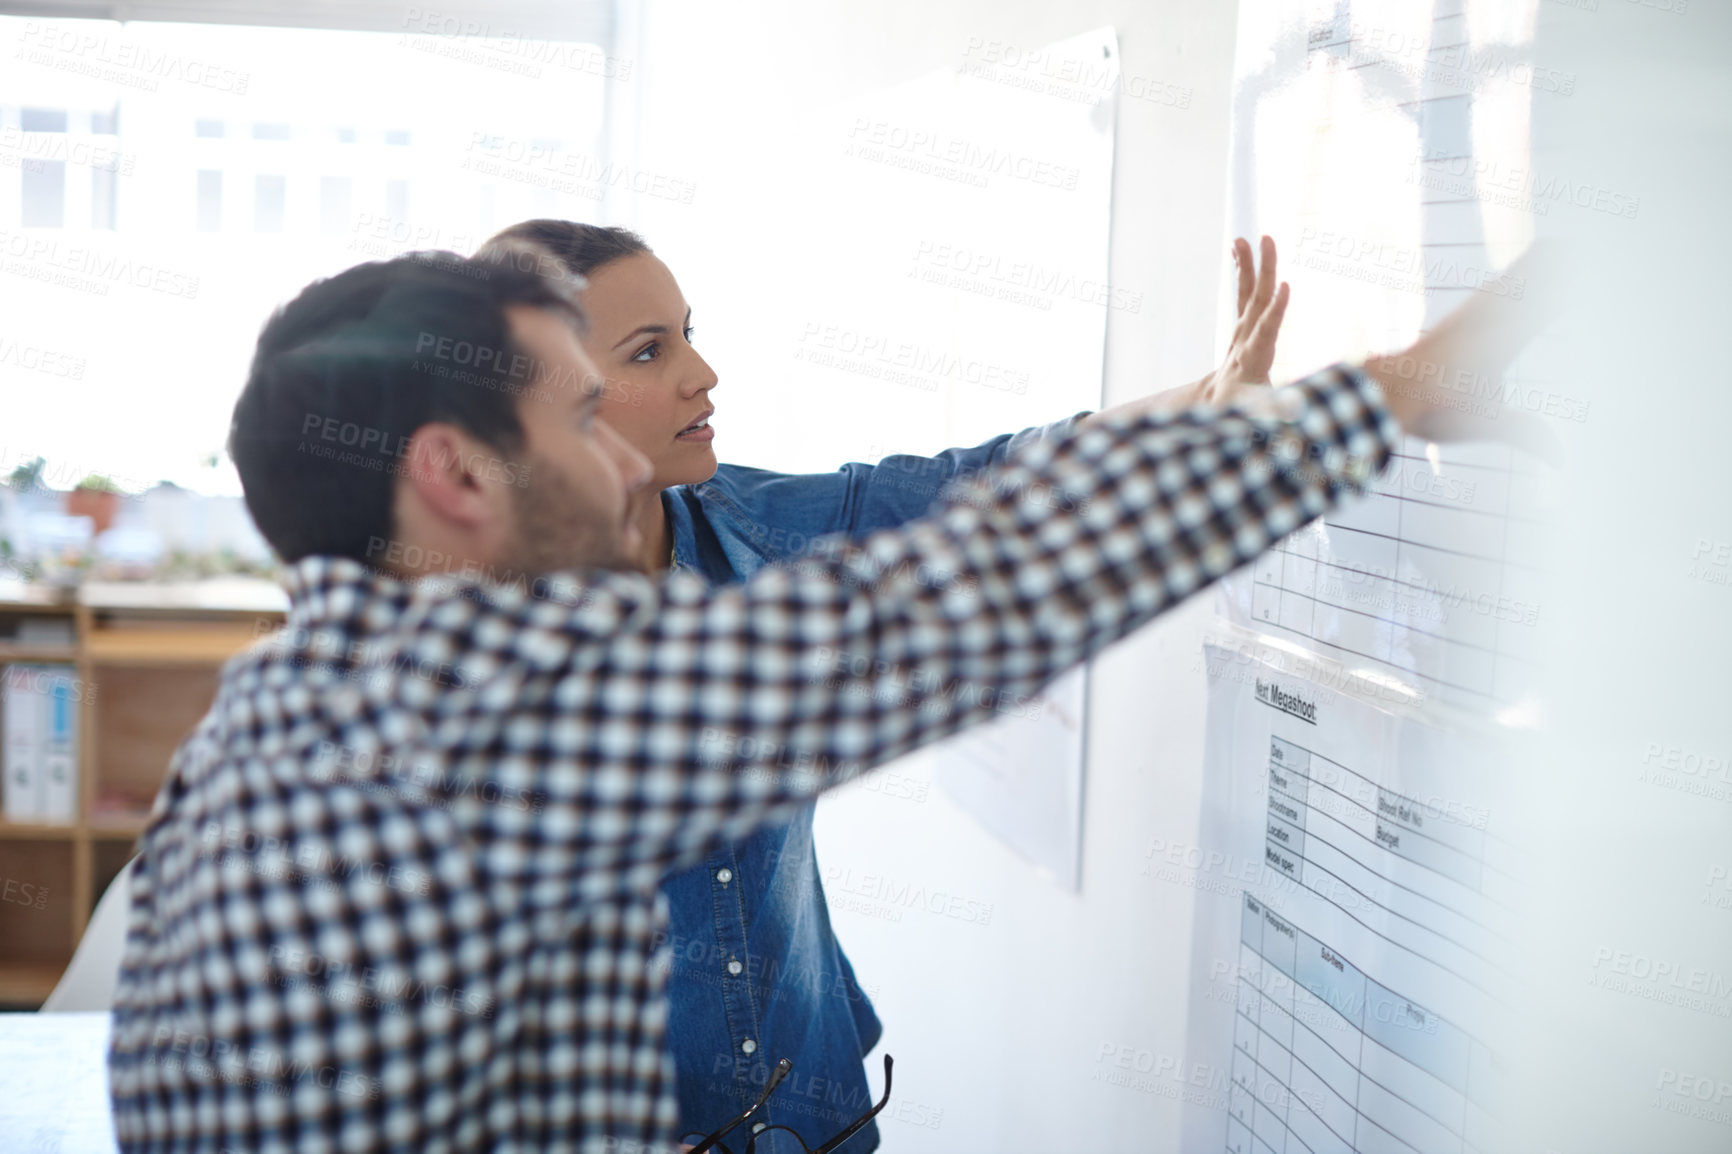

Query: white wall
[[616, 3, 1245, 1148], [1507, 3, 1732, 1149]]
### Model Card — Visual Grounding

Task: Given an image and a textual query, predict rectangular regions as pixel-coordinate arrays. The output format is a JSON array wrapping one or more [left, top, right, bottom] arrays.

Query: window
[[476, 183, 497, 234], [2, 13, 612, 494], [254, 175, 287, 233], [197, 170, 223, 231], [320, 176, 353, 235], [21, 108, 67, 132], [386, 179, 409, 224], [21, 161, 66, 227], [92, 166, 118, 230]]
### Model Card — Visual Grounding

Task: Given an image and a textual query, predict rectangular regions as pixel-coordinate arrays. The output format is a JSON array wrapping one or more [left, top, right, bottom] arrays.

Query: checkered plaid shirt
[[108, 366, 1398, 1153]]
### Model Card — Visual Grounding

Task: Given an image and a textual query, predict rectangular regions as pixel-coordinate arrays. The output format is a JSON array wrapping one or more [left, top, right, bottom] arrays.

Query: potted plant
[[6, 456, 47, 494], [67, 473, 123, 535]]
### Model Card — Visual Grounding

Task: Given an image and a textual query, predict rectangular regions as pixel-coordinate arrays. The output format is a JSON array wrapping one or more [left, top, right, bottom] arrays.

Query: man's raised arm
[[435, 245, 1556, 895], [462, 363, 1393, 898]]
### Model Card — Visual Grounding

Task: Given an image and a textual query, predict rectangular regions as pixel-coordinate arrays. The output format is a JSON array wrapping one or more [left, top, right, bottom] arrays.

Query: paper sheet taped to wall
[[1213, 0, 1563, 716], [1184, 640, 1520, 1154]]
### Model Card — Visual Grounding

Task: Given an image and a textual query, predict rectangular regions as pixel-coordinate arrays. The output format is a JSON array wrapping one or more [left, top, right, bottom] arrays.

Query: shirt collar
[[281, 555, 403, 633]]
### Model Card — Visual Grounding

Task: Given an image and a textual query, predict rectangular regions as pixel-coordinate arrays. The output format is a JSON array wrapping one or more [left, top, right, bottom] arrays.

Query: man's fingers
[[1233, 237, 1255, 317]]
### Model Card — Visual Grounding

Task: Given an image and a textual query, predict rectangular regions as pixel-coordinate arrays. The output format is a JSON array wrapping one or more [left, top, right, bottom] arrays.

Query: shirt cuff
[[1246, 364, 1403, 489]]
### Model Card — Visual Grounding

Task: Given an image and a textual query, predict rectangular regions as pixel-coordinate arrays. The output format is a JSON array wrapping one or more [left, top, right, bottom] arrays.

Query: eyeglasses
[[682, 1053, 894, 1154]]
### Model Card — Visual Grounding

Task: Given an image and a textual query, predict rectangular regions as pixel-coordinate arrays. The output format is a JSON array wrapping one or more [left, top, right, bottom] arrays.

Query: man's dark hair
[[480, 219, 651, 279], [228, 248, 584, 564]]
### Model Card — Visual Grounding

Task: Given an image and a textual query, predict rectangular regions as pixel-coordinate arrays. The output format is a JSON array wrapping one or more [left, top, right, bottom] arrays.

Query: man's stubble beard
[[501, 450, 632, 581]]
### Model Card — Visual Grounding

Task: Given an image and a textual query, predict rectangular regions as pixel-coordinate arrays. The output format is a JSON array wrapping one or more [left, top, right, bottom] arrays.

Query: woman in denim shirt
[[481, 220, 1286, 1151]]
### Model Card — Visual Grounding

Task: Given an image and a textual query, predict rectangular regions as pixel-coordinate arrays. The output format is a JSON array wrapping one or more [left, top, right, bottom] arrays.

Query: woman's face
[[579, 252, 719, 491]]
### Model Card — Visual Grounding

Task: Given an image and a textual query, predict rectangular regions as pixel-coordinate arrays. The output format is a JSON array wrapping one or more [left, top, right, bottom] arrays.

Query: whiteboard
[[762, 27, 1119, 890]]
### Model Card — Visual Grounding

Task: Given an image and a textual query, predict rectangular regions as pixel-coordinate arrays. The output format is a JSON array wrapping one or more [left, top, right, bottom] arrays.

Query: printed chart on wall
[[1213, 0, 1570, 717], [1185, 1, 1567, 1146], [1184, 643, 1520, 1154]]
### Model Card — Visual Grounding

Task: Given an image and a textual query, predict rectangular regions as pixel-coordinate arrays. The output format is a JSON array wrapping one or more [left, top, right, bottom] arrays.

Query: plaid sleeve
[[419, 366, 1399, 897]]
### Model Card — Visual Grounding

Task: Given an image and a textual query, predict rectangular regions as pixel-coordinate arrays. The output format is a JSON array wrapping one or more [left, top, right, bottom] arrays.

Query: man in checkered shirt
[[107, 244, 1545, 1152]]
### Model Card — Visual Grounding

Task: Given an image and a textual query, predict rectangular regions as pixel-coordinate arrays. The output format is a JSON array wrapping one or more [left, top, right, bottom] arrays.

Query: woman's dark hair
[[228, 247, 584, 564], [479, 219, 651, 279]]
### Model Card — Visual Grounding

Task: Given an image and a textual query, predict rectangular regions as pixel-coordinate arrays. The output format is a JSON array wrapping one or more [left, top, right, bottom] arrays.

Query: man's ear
[[398, 423, 501, 528]]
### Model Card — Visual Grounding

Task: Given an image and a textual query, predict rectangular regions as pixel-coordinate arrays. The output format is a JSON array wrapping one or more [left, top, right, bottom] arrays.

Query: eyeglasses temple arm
[[812, 1054, 894, 1154], [685, 1058, 794, 1154]]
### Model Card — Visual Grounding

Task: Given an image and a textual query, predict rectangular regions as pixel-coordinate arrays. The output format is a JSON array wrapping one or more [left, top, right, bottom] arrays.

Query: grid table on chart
[[1245, 440, 1547, 710], [1309, 0, 1542, 336], [1259, 734, 1513, 995], [1227, 894, 1500, 1154], [1232, 0, 1557, 713]]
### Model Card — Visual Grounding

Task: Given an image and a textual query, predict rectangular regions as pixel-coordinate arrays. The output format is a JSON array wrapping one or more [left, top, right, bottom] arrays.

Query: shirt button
[[727, 959, 743, 976], [741, 1038, 757, 1054], [752, 1122, 768, 1134], [715, 868, 734, 885]]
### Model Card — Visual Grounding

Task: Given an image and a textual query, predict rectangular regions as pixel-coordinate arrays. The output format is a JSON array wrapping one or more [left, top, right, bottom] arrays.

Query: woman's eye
[[683, 326, 696, 344], [631, 342, 659, 363]]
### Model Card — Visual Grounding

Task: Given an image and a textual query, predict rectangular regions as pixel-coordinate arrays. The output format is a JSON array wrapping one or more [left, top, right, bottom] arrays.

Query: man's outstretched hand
[[1081, 237, 1561, 462], [1363, 243, 1564, 458]]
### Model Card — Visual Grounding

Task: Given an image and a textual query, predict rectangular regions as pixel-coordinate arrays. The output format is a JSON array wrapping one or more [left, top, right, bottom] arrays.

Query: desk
[[0, 1013, 118, 1153]]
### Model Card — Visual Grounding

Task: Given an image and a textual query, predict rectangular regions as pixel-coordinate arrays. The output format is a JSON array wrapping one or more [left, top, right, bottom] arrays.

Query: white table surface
[[0, 1012, 119, 1153]]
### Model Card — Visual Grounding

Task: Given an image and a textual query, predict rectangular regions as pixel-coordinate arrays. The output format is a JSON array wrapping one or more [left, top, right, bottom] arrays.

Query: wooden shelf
[[0, 585, 75, 611], [81, 578, 288, 615], [88, 815, 150, 838], [0, 820, 78, 841], [0, 644, 79, 663], [0, 582, 285, 985], [83, 626, 265, 666], [0, 960, 67, 1006]]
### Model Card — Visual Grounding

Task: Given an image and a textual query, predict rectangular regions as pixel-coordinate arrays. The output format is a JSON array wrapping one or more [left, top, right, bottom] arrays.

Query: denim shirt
[[659, 417, 1083, 1151]]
